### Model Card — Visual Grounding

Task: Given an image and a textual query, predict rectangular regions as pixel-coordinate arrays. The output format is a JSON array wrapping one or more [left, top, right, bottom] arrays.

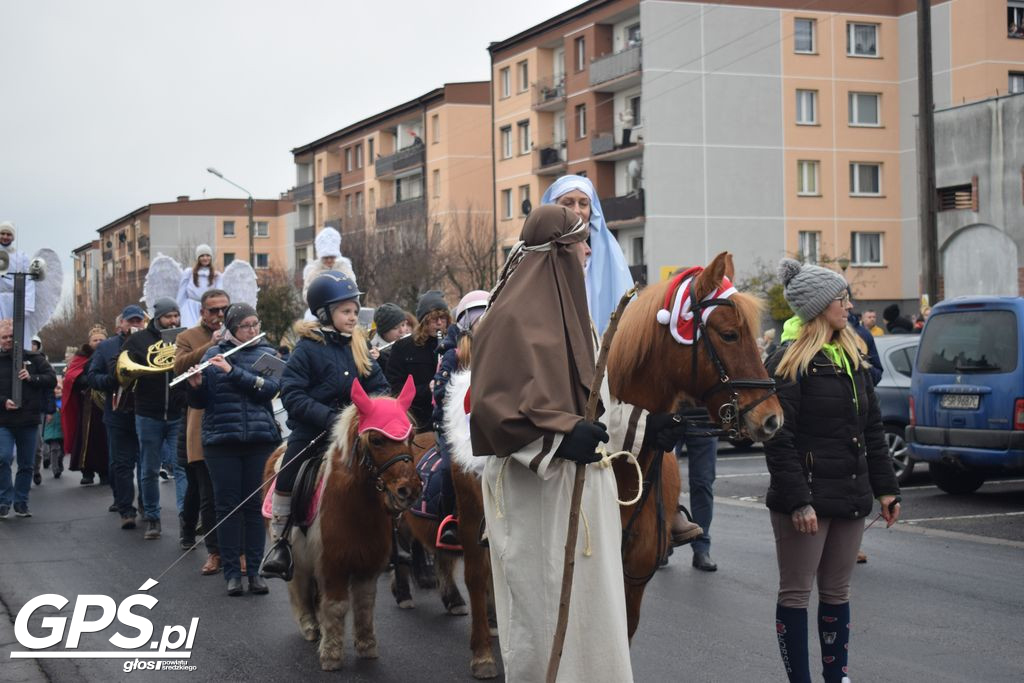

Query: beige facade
[[71, 240, 102, 313]]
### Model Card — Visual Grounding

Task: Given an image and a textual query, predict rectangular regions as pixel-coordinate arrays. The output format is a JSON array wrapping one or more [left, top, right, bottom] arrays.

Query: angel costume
[[470, 206, 633, 682], [0, 221, 62, 347], [177, 245, 223, 329], [301, 228, 356, 321]]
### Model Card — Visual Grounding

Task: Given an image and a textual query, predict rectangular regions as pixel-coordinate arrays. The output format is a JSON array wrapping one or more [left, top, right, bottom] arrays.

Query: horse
[[263, 377, 422, 671], [395, 251, 782, 677]]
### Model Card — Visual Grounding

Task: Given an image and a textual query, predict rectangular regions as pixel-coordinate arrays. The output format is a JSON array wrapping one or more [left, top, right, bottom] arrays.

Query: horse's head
[[341, 377, 423, 513], [609, 252, 782, 443]]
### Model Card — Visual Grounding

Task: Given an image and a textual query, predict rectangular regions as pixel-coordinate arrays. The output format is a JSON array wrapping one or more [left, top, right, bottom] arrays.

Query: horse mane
[[330, 404, 361, 469]]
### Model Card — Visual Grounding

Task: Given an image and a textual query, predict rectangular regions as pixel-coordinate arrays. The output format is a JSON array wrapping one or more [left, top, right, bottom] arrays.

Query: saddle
[[409, 446, 444, 520], [261, 454, 326, 534]]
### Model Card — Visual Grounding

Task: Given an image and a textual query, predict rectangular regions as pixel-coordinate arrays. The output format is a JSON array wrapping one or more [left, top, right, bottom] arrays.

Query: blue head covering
[[541, 175, 635, 334]]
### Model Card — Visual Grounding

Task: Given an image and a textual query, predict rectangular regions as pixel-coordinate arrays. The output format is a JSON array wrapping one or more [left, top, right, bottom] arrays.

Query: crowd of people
[[1, 174, 906, 681]]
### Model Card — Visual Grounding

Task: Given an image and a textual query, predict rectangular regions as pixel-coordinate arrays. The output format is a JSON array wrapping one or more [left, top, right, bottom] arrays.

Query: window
[[851, 231, 882, 266], [255, 253, 269, 269], [1010, 2, 1024, 38], [576, 104, 587, 138], [849, 92, 880, 126], [517, 60, 528, 92], [431, 114, 440, 142], [630, 236, 644, 265], [847, 23, 878, 57], [500, 67, 510, 98], [500, 126, 512, 159], [368, 138, 375, 159], [432, 169, 441, 198], [795, 18, 816, 53], [223, 220, 235, 237], [369, 188, 376, 211], [850, 162, 881, 195], [396, 174, 423, 201], [575, 37, 586, 71], [518, 184, 530, 215], [517, 120, 531, 154], [888, 347, 914, 378], [345, 147, 353, 172], [501, 188, 513, 219], [628, 95, 641, 127], [345, 194, 353, 217], [1010, 71, 1024, 93], [255, 221, 269, 238], [798, 231, 820, 264], [626, 23, 641, 47], [356, 192, 363, 214], [797, 160, 820, 196], [224, 252, 235, 267], [917, 310, 1019, 374], [355, 144, 363, 169], [796, 89, 817, 125]]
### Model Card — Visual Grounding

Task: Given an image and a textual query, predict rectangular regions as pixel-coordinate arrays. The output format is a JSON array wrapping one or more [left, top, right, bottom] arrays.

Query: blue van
[[906, 296, 1024, 494]]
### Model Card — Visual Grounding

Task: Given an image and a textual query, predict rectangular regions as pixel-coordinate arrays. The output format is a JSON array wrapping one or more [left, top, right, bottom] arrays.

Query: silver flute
[[376, 333, 411, 352], [170, 332, 267, 387]]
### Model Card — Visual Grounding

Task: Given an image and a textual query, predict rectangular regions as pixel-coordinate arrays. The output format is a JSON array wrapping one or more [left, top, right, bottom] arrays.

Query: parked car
[[873, 335, 920, 484], [906, 296, 1024, 494]]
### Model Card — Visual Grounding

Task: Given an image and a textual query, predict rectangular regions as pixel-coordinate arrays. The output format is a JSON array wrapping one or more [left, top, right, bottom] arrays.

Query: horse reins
[[357, 438, 413, 493]]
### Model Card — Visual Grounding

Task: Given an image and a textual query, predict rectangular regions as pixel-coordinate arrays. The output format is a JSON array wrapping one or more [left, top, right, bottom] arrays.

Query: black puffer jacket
[[0, 350, 56, 427], [763, 344, 899, 519], [385, 334, 439, 432], [121, 321, 185, 420]]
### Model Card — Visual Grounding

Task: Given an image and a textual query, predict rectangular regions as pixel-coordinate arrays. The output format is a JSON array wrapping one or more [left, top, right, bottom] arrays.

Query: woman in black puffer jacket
[[764, 259, 900, 683], [187, 303, 281, 596]]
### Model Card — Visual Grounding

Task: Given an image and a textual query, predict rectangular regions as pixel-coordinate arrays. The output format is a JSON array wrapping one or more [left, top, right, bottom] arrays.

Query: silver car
[[873, 334, 920, 484]]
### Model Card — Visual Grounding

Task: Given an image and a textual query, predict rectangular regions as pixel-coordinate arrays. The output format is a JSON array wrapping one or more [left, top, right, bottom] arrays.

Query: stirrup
[[259, 538, 294, 581], [436, 515, 462, 552]]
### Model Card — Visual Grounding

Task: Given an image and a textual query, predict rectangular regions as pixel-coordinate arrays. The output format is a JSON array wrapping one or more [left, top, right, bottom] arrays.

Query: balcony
[[376, 197, 426, 227], [533, 75, 566, 111], [601, 191, 645, 224], [589, 44, 641, 91], [323, 173, 342, 195], [591, 132, 643, 162], [375, 145, 425, 179], [294, 182, 315, 204], [294, 225, 314, 244], [533, 142, 567, 176]]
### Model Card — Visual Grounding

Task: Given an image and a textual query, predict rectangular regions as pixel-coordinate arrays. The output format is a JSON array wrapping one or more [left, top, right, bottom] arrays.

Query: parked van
[[906, 296, 1024, 494]]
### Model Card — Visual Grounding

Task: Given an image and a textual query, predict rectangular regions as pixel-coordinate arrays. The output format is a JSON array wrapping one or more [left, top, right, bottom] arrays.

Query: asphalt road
[[2, 449, 1023, 682]]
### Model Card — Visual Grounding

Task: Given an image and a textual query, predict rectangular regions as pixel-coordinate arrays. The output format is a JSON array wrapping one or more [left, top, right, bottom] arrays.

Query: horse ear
[[397, 375, 416, 412], [694, 252, 729, 300], [723, 252, 735, 281], [351, 378, 372, 416]]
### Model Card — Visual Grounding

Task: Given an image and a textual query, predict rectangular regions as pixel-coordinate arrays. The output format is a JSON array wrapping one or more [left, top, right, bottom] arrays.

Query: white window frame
[[851, 231, 883, 266], [794, 18, 816, 54], [576, 104, 587, 138], [517, 60, 529, 92], [223, 220, 235, 237], [798, 231, 820, 265], [255, 221, 269, 238], [796, 89, 817, 125], [847, 22, 879, 57], [501, 188, 513, 219], [345, 148, 352, 172], [500, 126, 512, 159], [850, 162, 882, 196], [517, 120, 531, 155], [432, 169, 441, 198], [575, 37, 586, 71], [797, 160, 820, 196], [849, 92, 881, 127], [355, 144, 363, 168], [500, 67, 510, 98], [1010, 71, 1024, 94], [356, 191, 363, 214], [345, 194, 353, 217], [1010, 3, 1024, 37]]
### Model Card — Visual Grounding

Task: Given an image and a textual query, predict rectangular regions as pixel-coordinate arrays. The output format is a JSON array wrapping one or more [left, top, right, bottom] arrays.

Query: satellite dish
[[521, 199, 532, 216]]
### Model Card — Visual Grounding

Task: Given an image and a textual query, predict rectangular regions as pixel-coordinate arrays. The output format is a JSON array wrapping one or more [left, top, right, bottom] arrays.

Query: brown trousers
[[770, 511, 864, 609]]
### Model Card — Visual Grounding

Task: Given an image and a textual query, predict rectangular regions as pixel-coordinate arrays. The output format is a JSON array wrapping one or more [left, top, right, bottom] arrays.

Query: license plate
[[940, 394, 979, 410]]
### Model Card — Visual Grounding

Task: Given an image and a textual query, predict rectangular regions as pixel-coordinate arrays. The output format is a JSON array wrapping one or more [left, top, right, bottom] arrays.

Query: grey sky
[[0, 0, 578, 306]]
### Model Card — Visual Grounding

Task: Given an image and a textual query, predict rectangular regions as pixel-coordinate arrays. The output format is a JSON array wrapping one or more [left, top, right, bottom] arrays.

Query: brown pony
[[263, 379, 422, 671]]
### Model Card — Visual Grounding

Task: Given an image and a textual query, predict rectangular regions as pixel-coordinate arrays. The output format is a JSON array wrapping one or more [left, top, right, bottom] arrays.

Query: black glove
[[644, 413, 687, 452], [554, 420, 609, 465]]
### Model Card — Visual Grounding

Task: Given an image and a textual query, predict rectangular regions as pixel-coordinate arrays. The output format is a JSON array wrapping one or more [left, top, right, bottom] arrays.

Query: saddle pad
[[261, 474, 327, 527], [409, 446, 444, 520]]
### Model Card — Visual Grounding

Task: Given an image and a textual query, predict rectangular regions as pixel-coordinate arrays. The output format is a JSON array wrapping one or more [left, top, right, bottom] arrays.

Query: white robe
[[480, 378, 645, 683], [0, 249, 37, 347], [177, 267, 222, 329]]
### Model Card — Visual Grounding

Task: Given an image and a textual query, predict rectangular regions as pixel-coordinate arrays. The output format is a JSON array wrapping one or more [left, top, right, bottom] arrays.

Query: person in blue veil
[[541, 175, 635, 334]]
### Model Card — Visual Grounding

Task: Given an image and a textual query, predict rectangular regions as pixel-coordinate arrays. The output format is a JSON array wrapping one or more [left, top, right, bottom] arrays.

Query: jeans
[[107, 422, 141, 516], [676, 434, 718, 554], [0, 425, 40, 506], [135, 415, 181, 521], [204, 442, 275, 581]]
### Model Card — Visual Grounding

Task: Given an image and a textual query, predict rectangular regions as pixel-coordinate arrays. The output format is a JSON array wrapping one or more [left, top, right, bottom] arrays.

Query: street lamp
[[207, 167, 255, 264]]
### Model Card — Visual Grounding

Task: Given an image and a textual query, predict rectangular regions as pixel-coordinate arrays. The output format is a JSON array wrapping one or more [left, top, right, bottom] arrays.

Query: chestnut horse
[[264, 378, 422, 671], [398, 252, 782, 677]]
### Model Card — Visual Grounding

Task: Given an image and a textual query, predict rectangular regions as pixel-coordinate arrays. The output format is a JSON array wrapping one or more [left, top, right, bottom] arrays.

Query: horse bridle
[[688, 287, 776, 440], [358, 438, 413, 493]]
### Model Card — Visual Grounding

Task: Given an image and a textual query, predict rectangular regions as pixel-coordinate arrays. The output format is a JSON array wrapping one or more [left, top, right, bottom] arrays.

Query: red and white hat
[[656, 266, 737, 345]]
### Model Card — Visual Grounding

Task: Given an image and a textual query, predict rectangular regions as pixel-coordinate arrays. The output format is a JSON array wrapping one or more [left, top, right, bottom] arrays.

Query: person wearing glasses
[[186, 303, 280, 597], [174, 289, 230, 575], [764, 260, 900, 683]]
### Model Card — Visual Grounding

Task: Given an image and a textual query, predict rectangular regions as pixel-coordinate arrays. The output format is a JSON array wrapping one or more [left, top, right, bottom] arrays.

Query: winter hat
[[373, 303, 406, 336], [224, 303, 258, 334], [454, 290, 490, 323], [152, 297, 180, 320], [196, 244, 213, 258], [315, 227, 342, 260], [416, 290, 449, 321], [0, 221, 14, 237], [883, 304, 900, 323], [778, 258, 848, 322]]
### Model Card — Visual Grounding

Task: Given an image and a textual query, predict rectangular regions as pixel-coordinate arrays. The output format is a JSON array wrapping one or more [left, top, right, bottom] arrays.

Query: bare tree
[[39, 277, 143, 363], [439, 204, 496, 297], [256, 267, 304, 345]]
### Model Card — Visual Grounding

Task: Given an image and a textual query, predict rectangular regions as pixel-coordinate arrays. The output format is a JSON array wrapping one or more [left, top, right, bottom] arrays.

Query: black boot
[[259, 538, 293, 581], [179, 512, 196, 551]]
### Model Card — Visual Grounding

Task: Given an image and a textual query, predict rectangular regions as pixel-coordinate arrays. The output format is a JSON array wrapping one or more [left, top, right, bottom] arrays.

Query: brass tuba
[[116, 343, 177, 386]]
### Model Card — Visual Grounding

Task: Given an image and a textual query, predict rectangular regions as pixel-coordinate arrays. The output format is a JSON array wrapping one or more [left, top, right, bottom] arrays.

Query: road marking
[[716, 472, 770, 479], [888, 522, 1024, 550], [901, 478, 1024, 491], [902, 511, 1024, 524]]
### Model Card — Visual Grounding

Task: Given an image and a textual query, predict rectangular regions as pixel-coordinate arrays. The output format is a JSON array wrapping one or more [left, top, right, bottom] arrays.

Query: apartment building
[[290, 82, 492, 275], [492, 0, 1024, 306], [71, 240, 102, 313], [84, 195, 295, 311]]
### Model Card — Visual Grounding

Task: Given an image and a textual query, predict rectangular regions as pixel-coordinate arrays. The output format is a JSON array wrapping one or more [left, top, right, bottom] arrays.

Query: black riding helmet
[[306, 271, 361, 326]]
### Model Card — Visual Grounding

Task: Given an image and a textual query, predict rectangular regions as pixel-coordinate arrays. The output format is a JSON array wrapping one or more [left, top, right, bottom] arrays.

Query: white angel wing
[[443, 369, 484, 476], [221, 259, 258, 308], [26, 248, 62, 336], [143, 254, 183, 315]]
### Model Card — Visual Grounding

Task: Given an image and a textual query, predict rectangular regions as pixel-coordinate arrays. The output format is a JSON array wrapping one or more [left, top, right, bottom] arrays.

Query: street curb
[[0, 595, 48, 683]]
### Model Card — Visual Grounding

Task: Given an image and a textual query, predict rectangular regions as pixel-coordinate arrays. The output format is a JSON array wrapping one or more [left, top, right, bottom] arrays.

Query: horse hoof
[[319, 656, 344, 671], [471, 658, 499, 679], [447, 603, 469, 616], [356, 641, 379, 659], [300, 625, 320, 642]]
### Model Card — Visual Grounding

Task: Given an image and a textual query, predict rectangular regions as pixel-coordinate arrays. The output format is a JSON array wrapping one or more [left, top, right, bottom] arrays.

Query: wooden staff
[[546, 286, 637, 683]]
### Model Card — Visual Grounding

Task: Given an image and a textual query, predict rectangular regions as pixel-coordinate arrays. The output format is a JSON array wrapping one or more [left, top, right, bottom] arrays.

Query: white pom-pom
[[777, 258, 803, 287], [656, 309, 671, 325]]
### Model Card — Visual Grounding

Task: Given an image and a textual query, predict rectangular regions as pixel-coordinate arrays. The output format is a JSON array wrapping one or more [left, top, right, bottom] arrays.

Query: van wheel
[[884, 424, 914, 485], [928, 462, 984, 494]]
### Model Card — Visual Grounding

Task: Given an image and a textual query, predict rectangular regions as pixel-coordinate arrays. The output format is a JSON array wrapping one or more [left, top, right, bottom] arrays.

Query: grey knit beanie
[[224, 303, 258, 334], [415, 290, 448, 321], [152, 297, 180, 320], [373, 303, 406, 336], [778, 258, 848, 322]]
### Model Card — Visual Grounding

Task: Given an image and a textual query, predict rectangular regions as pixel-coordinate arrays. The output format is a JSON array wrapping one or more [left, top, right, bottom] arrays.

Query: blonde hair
[[88, 325, 108, 339], [775, 315, 864, 382], [293, 320, 372, 378]]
